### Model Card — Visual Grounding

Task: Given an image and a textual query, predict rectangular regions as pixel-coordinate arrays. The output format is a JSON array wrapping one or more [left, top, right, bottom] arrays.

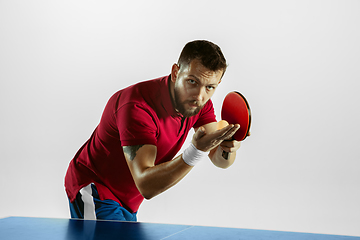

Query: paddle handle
[[222, 150, 230, 160]]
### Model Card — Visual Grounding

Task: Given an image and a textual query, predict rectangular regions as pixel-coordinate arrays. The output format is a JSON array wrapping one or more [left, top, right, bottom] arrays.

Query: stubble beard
[[173, 87, 204, 118]]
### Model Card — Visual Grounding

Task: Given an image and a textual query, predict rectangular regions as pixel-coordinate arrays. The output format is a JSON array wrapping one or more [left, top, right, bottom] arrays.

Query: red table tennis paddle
[[220, 91, 251, 159]]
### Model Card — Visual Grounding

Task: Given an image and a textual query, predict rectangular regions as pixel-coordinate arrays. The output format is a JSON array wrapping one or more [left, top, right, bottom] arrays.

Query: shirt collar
[[161, 74, 183, 118]]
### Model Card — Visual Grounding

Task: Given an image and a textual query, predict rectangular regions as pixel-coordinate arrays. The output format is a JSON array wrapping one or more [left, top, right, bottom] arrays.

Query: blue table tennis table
[[0, 216, 359, 240]]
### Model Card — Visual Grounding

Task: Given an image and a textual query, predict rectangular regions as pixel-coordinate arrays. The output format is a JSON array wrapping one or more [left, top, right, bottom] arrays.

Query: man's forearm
[[130, 154, 193, 200], [209, 146, 236, 169]]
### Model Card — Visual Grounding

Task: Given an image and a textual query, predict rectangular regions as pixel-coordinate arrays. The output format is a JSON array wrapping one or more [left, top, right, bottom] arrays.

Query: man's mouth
[[187, 102, 200, 108]]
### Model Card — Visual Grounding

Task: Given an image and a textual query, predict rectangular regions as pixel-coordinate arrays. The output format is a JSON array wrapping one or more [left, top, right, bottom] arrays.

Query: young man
[[65, 40, 242, 221]]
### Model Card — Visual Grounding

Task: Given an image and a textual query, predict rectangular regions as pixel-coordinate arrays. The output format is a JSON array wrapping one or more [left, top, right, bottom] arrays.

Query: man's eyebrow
[[188, 74, 219, 87], [189, 74, 200, 81]]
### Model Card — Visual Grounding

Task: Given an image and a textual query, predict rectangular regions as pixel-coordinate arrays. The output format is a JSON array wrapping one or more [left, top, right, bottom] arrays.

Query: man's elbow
[[143, 195, 154, 200], [141, 189, 164, 200], [137, 184, 161, 200]]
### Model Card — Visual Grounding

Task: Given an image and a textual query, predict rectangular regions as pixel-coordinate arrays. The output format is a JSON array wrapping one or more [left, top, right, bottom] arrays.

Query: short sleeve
[[116, 102, 158, 146]]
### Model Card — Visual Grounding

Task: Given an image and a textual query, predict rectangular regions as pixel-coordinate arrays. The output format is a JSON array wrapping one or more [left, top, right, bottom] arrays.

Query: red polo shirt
[[64, 75, 216, 213]]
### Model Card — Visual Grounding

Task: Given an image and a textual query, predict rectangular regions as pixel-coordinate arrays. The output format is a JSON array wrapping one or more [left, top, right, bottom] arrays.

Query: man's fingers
[[218, 124, 240, 140], [192, 124, 240, 152], [193, 127, 206, 141], [220, 139, 241, 153]]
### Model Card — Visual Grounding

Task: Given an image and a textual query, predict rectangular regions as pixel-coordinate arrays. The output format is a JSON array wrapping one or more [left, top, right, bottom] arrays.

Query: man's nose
[[194, 87, 205, 102]]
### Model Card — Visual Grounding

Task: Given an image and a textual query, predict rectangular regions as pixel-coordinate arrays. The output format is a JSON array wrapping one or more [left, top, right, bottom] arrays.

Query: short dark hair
[[177, 40, 227, 74]]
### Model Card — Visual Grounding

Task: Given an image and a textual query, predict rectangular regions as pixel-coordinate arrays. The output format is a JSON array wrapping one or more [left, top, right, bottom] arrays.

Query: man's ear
[[171, 63, 180, 83]]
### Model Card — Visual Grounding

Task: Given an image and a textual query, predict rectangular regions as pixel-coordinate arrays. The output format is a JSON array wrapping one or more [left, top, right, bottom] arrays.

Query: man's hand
[[192, 124, 240, 152], [219, 138, 241, 154], [193, 121, 243, 169], [219, 130, 250, 154]]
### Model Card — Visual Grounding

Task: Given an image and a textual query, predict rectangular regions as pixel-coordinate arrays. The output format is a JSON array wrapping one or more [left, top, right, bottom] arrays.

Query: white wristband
[[182, 143, 208, 166]]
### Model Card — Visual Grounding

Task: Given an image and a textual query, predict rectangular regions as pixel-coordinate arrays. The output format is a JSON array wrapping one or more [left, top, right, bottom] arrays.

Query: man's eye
[[207, 86, 215, 91], [188, 79, 197, 85]]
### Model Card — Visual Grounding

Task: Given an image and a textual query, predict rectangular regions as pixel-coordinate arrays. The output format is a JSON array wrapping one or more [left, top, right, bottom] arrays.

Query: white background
[[1, 0, 359, 237]]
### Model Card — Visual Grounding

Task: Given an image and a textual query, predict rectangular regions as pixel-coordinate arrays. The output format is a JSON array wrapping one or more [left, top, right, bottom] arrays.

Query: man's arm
[[123, 144, 192, 200], [123, 124, 239, 200]]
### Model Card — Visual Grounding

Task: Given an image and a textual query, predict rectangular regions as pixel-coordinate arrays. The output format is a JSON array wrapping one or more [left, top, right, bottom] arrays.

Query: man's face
[[171, 59, 223, 118]]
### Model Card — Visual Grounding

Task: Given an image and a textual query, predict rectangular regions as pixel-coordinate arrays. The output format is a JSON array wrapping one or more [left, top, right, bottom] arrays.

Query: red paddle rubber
[[221, 91, 251, 159]]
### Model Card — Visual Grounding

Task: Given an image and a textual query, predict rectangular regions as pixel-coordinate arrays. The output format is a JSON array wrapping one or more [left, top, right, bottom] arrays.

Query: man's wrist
[[182, 143, 208, 166]]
